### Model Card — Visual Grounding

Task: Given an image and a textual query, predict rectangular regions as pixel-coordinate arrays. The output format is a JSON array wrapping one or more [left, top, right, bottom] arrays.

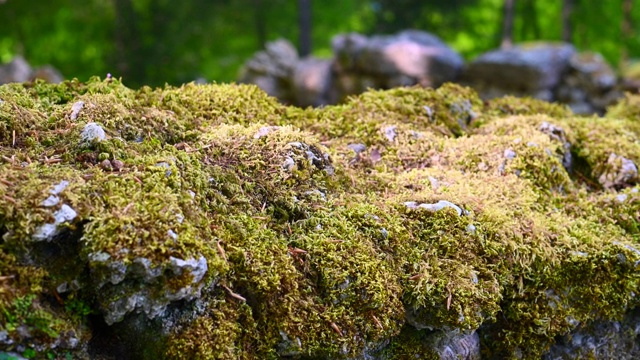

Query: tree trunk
[[113, 0, 140, 80], [562, 0, 573, 42], [254, 0, 267, 49], [621, 0, 633, 65], [298, 0, 312, 56], [521, 0, 541, 40], [501, 0, 515, 48]]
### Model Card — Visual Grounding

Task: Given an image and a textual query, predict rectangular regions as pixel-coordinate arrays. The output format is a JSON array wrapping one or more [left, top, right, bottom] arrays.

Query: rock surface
[[0, 55, 63, 84], [463, 42, 576, 100], [1, 78, 639, 359], [241, 34, 626, 115], [240, 30, 463, 106]]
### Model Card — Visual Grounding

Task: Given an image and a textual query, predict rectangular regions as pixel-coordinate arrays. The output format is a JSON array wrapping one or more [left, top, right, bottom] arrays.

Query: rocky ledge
[[0, 78, 639, 359]]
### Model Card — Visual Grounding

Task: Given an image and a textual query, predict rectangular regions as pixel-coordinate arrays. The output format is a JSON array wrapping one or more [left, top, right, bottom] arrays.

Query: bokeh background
[[1, 0, 639, 88]]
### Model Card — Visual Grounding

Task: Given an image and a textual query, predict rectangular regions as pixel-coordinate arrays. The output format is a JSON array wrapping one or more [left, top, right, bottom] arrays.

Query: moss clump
[[483, 96, 572, 120], [606, 92, 640, 120], [1, 78, 639, 359]]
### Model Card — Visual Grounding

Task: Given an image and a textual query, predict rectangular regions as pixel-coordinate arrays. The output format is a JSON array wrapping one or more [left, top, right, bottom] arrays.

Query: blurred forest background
[[0, 0, 638, 88]]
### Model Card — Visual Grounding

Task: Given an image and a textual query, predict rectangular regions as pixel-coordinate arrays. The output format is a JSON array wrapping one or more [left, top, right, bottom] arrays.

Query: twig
[[288, 247, 307, 255], [3, 195, 16, 204], [330, 322, 343, 336], [222, 284, 246, 302], [2, 155, 15, 164], [216, 240, 227, 262], [372, 315, 383, 330]]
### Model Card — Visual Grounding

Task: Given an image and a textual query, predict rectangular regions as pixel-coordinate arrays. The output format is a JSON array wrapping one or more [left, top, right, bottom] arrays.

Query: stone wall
[[240, 31, 628, 115]]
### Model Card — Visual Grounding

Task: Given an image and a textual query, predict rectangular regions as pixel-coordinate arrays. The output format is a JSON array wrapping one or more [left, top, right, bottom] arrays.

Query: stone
[[292, 57, 334, 107], [239, 39, 299, 102], [70, 101, 85, 120], [426, 330, 481, 360], [598, 153, 638, 189], [338, 30, 463, 88], [31, 65, 64, 83], [80, 122, 106, 143], [464, 42, 576, 98], [0, 55, 32, 83], [32, 204, 78, 241]]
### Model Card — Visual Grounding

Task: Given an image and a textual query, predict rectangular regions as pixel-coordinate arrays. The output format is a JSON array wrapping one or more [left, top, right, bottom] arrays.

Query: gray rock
[[539, 121, 572, 170], [292, 57, 334, 107], [347, 143, 367, 154], [277, 330, 303, 356], [556, 52, 621, 114], [80, 122, 106, 143], [32, 204, 77, 241], [543, 308, 640, 360], [0, 55, 32, 83], [426, 330, 481, 360], [239, 39, 298, 102], [345, 30, 463, 88], [428, 176, 440, 190], [465, 42, 575, 92], [466, 224, 477, 235], [405, 200, 463, 216], [383, 126, 397, 142], [418, 201, 463, 216], [598, 153, 638, 189], [504, 148, 517, 160], [96, 255, 209, 325], [31, 65, 64, 83], [42, 195, 60, 207], [51, 180, 70, 194], [155, 161, 172, 177], [254, 126, 281, 139], [70, 101, 85, 120], [130, 257, 163, 283], [282, 156, 295, 171], [169, 256, 208, 284]]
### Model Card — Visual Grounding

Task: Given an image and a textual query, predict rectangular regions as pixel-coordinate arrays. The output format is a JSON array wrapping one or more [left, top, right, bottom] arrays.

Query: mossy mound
[[0, 78, 639, 359]]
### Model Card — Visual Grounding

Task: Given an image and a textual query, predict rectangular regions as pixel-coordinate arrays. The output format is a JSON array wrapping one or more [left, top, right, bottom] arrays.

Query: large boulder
[[238, 39, 299, 103], [0, 55, 64, 84], [556, 52, 621, 114], [1, 78, 640, 359], [0, 56, 33, 83], [463, 42, 576, 100], [291, 57, 334, 107], [333, 30, 464, 92]]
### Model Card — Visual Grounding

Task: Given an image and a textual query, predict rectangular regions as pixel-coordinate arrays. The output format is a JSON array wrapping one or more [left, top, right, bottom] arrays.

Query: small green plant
[[64, 297, 93, 322]]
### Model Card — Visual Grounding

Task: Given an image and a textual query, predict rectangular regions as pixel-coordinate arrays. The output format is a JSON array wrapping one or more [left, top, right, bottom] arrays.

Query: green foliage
[[1, 0, 639, 87]]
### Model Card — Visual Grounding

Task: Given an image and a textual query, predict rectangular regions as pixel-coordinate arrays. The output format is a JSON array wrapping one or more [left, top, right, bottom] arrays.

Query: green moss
[[482, 96, 572, 121], [606, 92, 640, 120], [1, 78, 640, 359], [165, 297, 256, 360]]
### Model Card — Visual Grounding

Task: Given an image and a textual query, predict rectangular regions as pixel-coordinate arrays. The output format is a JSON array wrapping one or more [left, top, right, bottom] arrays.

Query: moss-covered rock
[[1, 78, 639, 359]]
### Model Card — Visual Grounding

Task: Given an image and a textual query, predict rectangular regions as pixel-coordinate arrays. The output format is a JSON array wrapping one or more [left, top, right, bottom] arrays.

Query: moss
[[568, 116, 640, 189], [1, 78, 640, 359], [165, 297, 256, 360], [287, 83, 482, 143], [375, 325, 440, 360], [482, 96, 572, 121], [606, 92, 640, 120]]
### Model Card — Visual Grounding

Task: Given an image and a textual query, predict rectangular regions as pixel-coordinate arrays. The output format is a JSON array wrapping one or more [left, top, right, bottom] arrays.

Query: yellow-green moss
[[1, 78, 639, 359]]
